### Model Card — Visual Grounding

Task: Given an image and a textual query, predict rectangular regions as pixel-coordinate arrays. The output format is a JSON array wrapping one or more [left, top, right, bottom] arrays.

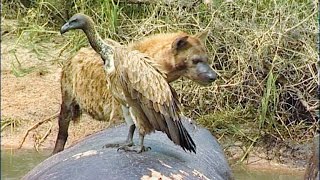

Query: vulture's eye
[[70, 18, 78, 24]]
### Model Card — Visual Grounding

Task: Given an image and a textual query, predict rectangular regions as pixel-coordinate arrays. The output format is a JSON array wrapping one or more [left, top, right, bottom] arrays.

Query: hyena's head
[[130, 31, 217, 86], [170, 31, 217, 86]]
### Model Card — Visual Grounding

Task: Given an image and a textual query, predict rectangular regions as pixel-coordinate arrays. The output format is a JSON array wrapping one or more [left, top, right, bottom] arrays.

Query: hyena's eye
[[192, 58, 202, 64]]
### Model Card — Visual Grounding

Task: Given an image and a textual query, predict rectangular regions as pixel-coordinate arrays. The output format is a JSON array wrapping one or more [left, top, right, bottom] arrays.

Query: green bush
[[3, 0, 318, 146]]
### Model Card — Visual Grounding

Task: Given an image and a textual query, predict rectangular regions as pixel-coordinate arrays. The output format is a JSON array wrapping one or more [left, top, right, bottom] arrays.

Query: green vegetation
[[2, 0, 318, 158], [1, 117, 21, 132]]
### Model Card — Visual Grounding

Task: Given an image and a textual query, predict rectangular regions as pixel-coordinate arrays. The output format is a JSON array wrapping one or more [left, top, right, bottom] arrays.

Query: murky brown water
[[1, 149, 51, 180], [232, 166, 304, 180], [1, 149, 304, 180]]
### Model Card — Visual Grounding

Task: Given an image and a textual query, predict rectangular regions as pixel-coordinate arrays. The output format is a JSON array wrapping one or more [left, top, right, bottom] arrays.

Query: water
[[1, 149, 51, 180], [1, 149, 304, 180], [232, 166, 304, 180]]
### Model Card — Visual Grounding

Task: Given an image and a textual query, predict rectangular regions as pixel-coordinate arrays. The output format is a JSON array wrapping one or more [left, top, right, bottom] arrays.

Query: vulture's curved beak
[[60, 22, 70, 34]]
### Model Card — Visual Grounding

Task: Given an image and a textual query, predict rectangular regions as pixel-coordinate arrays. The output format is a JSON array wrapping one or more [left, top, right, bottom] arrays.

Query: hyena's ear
[[172, 36, 189, 54], [195, 30, 210, 43]]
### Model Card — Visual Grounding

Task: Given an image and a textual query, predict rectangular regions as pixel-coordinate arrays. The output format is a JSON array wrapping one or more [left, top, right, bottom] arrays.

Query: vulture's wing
[[116, 49, 196, 153]]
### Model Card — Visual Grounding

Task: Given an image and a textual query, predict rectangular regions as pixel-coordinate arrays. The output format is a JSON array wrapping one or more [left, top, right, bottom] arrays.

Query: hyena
[[53, 31, 217, 154]]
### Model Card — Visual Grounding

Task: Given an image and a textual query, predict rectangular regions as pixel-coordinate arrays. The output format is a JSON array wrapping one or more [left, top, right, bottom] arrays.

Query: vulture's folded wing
[[116, 49, 196, 153]]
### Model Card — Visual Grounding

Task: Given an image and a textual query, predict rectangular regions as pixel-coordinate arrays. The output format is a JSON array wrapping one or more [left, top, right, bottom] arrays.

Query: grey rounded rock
[[23, 119, 233, 180]]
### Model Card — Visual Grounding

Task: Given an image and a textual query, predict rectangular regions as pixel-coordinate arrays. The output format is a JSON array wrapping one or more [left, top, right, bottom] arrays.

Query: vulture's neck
[[82, 20, 114, 71]]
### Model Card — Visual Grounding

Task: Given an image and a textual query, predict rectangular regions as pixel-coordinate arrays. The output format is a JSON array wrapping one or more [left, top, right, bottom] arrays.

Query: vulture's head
[[60, 13, 93, 34]]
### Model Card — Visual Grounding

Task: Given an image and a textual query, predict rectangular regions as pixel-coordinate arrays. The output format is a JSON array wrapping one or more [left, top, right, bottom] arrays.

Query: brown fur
[[53, 31, 215, 154], [129, 32, 209, 83], [61, 50, 120, 121]]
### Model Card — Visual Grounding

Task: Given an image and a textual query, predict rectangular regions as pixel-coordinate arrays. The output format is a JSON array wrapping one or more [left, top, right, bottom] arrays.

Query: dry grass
[[2, 0, 318, 155]]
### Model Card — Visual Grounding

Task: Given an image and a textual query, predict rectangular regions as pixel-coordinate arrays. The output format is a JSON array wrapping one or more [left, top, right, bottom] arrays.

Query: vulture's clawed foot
[[102, 141, 134, 149], [117, 145, 151, 153]]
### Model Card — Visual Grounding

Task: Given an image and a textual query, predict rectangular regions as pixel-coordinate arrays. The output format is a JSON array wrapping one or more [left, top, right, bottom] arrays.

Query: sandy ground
[[0, 19, 309, 175], [1, 19, 112, 150]]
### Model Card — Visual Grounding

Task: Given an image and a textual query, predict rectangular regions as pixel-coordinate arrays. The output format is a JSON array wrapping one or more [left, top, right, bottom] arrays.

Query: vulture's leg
[[126, 124, 136, 145], [103, 105, 135, 148], [117, 132, 151, 153], [137, 132, 151, 153], [122, 105, 136, 145]]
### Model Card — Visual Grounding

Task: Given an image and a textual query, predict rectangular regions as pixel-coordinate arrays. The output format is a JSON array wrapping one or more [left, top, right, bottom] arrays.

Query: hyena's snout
[[196, 62, 217, 85]]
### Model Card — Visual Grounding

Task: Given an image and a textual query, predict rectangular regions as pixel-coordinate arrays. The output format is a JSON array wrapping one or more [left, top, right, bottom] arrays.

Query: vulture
[[60, 13, 196, 153]]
